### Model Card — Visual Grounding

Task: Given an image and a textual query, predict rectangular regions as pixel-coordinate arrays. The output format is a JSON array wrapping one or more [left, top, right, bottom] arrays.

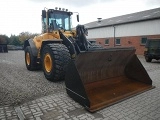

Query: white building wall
[[87, 19, 160, 39], [87, 26, 114, 38]]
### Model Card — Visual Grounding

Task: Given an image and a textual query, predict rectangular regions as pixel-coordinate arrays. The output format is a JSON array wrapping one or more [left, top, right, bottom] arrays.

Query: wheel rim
[[44, 53, 52, 72], [26, 52, 30, 65]]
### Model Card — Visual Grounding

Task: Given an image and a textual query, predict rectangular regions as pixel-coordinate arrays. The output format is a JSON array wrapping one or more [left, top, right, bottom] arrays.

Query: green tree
[[9, 35, 21, 46], [0, 32, 39, 46], [0, 34, 10, 44], [19, 32, 38, 45]]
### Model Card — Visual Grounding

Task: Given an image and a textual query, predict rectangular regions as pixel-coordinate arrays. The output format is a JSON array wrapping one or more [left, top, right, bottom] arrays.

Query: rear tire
[[145, 56, 152, 62], [25, 46, 40, 71], [41, 44, 70, 81]]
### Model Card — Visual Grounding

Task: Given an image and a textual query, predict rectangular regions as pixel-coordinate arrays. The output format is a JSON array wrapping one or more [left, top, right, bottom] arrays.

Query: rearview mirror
[[77, 14, 79, 22]]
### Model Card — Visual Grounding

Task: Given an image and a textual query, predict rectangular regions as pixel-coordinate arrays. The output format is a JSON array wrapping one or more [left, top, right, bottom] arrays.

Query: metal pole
[[46, 10, 49, 33], [113, 25, 115, 47]]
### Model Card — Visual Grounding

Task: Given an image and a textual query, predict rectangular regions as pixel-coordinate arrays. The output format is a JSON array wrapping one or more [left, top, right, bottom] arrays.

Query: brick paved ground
[[0, 52, 160, 120]]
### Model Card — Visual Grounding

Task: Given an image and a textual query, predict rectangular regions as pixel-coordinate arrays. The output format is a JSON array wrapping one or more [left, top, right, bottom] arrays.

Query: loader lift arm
[[75, 25, 89, 51], [59, 24, 98, 57]]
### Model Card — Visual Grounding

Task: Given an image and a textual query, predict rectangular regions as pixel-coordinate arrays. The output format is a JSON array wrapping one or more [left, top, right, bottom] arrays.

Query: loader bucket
[[65, 47, 154, 112]]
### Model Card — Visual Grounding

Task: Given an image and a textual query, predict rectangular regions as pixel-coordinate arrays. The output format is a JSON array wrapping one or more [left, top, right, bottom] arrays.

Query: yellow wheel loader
[[24, 8, 154, 112]]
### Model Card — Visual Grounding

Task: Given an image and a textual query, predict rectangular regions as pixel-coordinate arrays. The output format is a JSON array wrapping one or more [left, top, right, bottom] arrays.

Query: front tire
[[25, 46, 40, 71], [41, 44, 70, 81]]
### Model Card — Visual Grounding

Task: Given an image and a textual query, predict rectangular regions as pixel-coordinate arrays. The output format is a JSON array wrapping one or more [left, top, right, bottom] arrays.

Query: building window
[[105, 39, 109, 45], [141, 37, 147, 45], [116, 38, 121, 45]]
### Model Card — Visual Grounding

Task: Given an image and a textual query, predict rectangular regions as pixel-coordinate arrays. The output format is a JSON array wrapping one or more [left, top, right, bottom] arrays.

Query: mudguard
[[24, 39, 38, 57]]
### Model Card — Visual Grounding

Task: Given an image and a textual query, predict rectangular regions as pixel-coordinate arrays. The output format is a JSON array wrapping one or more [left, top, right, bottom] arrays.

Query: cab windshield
[[48, 12, 71, 31]]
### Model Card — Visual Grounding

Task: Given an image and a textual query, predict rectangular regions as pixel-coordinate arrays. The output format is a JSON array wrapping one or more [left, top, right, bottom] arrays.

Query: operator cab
[[42, 9, 73, 33]]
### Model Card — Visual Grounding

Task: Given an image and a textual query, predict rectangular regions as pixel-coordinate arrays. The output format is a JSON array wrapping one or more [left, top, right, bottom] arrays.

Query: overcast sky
[[0, 0, 160, 36]]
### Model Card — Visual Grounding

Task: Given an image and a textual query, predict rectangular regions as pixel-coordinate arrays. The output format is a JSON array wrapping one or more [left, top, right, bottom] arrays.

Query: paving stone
[[31, 109, 36, 113], [37, 103, 43, 107], [86, 118, 92, 120], [59, 118, 65, 120], [116, 114, 125, 119], [35, 117, 42, 120], [79, 115, 88, 119], [141, 116, 152, 120], [33, 111, 43, 116], [1, 119, 6, 120], [0, 115, 6, 119], [34, 113, 43, 117], [73, 117, 79, 120]]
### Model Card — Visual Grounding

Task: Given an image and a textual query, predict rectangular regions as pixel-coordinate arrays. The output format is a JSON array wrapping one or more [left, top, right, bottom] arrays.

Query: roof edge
[[87, 17, 160, 30]]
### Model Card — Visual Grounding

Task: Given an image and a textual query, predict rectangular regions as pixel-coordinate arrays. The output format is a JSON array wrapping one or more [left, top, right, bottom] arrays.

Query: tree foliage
[[0, 32, 38, 46], [9, 35, 21, 46], [0, 34, 9, 44], [19, 32, 38, 44]]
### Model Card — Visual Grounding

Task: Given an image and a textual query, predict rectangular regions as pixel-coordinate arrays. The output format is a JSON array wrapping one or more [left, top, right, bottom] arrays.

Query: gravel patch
[[0, 51, 65, 106]]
